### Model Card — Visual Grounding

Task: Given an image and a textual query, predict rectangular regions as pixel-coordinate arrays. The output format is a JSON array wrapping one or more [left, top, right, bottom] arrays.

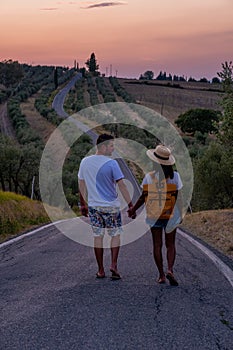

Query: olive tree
[[175, 108, 221, 135]]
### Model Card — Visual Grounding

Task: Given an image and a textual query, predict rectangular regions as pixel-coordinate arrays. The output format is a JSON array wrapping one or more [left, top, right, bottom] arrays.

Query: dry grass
[[0, 191, 50, 242], [181, 209, 233, 259], [0, 191, 77, 243], [20, 95, 56, 143]]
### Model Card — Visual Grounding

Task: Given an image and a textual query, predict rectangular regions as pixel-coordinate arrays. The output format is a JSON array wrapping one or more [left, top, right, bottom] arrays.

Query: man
[[78, 133, 134, 280]]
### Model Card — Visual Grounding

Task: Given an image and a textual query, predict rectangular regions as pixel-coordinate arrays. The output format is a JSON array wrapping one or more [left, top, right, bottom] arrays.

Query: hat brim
[[146, 149, 175, 165]]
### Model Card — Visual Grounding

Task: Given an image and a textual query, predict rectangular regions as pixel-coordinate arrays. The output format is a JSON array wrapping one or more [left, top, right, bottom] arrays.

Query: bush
[[192, 142, 233, 210]]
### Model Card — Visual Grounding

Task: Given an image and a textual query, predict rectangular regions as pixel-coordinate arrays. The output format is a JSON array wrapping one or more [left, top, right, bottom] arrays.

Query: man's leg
[[110, 235, 120, 270], [110, 235, 121, 279], [151, 227, 165, 282], [94, 236, 105, 277], [107, 209, 122, 278]]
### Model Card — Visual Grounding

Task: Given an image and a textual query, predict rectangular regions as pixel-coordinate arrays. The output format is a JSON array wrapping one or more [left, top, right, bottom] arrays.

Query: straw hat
[[146, 144, 175, 165]]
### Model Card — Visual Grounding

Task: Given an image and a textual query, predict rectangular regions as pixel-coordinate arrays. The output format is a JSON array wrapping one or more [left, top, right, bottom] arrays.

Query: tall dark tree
[[54, 67, 58, 89], [85, 53, 99, 76], [217, 61, 233, 93]]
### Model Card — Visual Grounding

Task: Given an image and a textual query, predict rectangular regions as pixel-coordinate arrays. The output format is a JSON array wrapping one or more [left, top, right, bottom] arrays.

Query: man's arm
[[78, 179, 88, 217], [116, 178, 133, 209]]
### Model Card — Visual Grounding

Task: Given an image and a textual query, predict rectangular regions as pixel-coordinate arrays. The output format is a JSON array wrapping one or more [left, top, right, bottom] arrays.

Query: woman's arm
[[127, 191, 146, 218], [176, 189, 184, 222]]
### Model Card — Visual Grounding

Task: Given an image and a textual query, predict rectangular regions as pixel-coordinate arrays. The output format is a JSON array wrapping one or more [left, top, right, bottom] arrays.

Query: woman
[[128, 144, 183, 286]]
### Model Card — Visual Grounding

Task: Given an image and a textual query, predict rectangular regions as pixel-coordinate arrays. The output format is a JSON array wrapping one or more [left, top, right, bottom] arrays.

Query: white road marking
[[178, 228, 233, 288], [0, 221, 65, 248]]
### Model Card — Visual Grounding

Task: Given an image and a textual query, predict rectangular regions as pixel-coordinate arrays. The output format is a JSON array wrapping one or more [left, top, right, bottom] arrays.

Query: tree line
[[139, 69, 221, 84]]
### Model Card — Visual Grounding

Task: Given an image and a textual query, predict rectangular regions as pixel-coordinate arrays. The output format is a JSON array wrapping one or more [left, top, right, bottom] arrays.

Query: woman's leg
[[165, 229, 176, 273], [165, 229, 179, 285], [151, 227, 165, 281]]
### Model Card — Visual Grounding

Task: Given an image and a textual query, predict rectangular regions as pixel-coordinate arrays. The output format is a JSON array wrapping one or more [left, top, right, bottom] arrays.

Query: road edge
[[178, 228, 233, 288]]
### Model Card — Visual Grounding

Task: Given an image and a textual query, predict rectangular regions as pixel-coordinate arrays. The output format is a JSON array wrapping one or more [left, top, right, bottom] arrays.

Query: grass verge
[[0, 191, 78, 243], [0, 191, 51, 243], [181, 209, 233, 260]]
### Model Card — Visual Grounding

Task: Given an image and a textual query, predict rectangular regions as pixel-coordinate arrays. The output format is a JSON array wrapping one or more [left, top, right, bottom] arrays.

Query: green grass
[[0, 191, 50, 242]]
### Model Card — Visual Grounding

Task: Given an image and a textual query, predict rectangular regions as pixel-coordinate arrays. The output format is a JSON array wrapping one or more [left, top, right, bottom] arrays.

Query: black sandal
[[166, 273, 179, 286]]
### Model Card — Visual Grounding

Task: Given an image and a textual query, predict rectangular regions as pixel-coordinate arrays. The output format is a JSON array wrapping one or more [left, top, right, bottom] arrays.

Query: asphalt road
[[52, 73, 83, 119], [0, 223, 233, 350]]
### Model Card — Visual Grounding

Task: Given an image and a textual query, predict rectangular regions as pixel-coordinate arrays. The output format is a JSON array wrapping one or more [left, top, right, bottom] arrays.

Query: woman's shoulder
[[173, 171, 182, 180]]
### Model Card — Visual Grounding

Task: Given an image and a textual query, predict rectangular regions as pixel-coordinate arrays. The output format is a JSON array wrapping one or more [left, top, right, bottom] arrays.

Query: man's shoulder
[[80, 155, 113, 167], [80, 154, 96, 164]]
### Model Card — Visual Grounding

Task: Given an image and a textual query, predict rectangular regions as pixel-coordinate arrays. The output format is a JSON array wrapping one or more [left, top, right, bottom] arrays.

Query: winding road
[[1, 75, 233, 350]]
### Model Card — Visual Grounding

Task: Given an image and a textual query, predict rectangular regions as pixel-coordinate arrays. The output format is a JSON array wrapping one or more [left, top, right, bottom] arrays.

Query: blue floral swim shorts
[[88, 206, 123, 237]]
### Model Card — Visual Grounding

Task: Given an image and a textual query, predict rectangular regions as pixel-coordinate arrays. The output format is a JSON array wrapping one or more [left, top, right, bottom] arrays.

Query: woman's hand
[[127, 206, 136, 219]]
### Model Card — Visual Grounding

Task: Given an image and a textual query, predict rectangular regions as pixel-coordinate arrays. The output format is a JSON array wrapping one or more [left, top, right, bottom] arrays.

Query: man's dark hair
[[96, 133, 114, 148]]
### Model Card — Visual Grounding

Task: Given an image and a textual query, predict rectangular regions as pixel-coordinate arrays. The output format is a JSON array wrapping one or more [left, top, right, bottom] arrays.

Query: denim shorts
[[146, 218, 169, 228], [88, 206, 123, 237]]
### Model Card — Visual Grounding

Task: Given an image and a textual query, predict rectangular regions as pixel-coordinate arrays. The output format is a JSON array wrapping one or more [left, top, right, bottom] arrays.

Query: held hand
[[127, 207, 136, 219]]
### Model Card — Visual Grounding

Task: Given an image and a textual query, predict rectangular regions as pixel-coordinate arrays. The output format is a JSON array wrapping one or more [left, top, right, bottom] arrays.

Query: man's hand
[[80, 206, 88, 217]]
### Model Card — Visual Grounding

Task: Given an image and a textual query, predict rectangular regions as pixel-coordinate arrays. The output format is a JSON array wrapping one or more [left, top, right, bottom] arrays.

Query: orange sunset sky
[[1, 0, 233, 79]]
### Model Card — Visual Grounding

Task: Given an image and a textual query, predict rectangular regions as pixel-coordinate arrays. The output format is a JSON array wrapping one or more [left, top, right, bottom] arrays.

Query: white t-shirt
[[78, 155, 124, 207], [141, 171, 183, 190]]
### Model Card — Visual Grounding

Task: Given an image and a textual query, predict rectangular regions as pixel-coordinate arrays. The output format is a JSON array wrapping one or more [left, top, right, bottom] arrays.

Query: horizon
[[1, 0, 232, 80], [1, 57, 225, 81]]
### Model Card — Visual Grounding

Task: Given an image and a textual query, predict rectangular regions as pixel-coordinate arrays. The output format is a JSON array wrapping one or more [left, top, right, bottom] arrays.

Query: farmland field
[[119, 78, 223, 124]]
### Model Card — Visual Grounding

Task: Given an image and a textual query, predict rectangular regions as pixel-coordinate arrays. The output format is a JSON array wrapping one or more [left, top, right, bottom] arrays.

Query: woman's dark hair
[[153, 163, 174, 180], [96, 133, 114, 148]]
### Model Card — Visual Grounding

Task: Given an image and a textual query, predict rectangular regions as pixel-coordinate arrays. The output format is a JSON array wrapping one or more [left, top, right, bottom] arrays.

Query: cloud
[[40, 8, 59, 11], [82, 2, 127, 9], [56, 1, 78, 5]]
